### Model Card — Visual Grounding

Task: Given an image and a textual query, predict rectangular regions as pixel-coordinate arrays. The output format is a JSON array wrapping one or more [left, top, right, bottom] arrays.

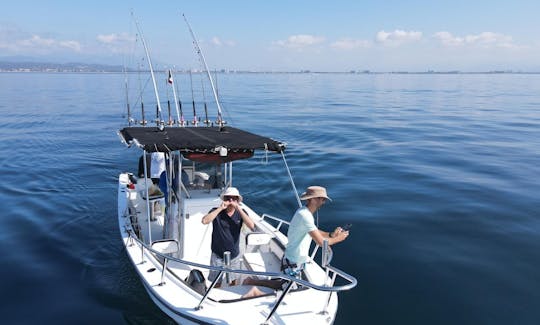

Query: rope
[[281, 151, 301, 208]]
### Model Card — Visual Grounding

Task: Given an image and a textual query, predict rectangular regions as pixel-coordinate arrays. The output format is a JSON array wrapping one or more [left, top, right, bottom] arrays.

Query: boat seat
[[140, 190, 164, 200], [243, 251, 281, 274], [243, 232, 281, 275], [245, 232, 272, 247], [151, 239, 179, 254]]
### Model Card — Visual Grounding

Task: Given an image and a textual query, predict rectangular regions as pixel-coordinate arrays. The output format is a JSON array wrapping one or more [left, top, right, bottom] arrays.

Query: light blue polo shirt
[[285, 206, 318, 264]]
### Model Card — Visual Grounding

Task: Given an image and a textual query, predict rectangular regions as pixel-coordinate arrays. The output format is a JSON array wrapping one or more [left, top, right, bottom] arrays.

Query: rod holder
[[322, 239, 329, 267], [223, 251, 231, 285]]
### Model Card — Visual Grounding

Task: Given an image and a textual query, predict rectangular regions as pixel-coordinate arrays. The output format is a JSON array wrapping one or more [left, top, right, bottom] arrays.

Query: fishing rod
[[167, 69, 182, 126], [182, 14, 224, 126], [189, 70, 198, 125], [212, 69, 231, 125], [175, 78, 186, 126], [166, 99, 173, 125], [137, 61, 147, 125], [165, 71, 173, 125], [200, 73, 210, 126], [132, 12, 164, 130], [214, 69, 219, 97], [141, 102, 146, 125], [123, 64, 132, 126]]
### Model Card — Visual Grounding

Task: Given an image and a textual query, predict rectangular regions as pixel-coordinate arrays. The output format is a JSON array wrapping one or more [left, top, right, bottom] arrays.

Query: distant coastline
[[0, 61, 538, 74], [0, 61, 125, 73]]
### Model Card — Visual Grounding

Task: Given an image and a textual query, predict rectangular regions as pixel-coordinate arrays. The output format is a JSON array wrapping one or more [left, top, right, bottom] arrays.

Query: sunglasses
[[224, 196, 239, 201]]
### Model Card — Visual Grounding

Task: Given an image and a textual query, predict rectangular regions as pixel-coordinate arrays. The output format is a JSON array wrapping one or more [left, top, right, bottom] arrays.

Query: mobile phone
[[341, 223, 352, 231]]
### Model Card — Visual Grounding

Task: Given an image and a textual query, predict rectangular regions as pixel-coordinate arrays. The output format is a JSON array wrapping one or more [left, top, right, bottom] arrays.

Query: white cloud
[[433, 31, 516, 48], [20, 35, 55, 47], [96, 32, 134, 44], [0, 24, 81, 54], [375, 30, 422, 45], [95, 32, 135, 53], [433, 31, 462, 46], [58, 40, 81, 51], [0, 33, 82, 53], [211, 37, 222, 46], [331, 38, 371, 50], [210, 36, 236, 47], [274, 34, 326, 49]]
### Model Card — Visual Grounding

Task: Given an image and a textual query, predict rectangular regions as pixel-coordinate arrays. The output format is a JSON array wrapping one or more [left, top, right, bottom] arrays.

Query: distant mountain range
[[1, 57, 536, 74], [0, 60, 125, 72]]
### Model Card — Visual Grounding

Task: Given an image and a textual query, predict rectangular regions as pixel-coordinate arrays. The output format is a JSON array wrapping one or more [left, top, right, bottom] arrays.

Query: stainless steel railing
[[123, 213, 357, 323]]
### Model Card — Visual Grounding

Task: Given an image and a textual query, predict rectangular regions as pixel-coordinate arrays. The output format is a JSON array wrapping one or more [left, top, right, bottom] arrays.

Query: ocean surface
[[0, 72, 539, 324]]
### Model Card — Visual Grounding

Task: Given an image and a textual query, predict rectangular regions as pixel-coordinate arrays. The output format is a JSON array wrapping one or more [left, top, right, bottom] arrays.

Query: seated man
[[202, 187, 255, 286]]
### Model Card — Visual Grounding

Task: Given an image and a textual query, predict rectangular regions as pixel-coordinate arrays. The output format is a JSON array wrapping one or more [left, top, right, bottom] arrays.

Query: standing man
[[283, 186, 349, 277], [202, 187, 255, 285], [242, 185, 350, 296], [150, 152, 166, 184]]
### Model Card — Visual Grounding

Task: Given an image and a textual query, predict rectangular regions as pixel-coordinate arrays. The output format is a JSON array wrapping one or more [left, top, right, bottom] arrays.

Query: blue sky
[[1, 0, 539, 71]]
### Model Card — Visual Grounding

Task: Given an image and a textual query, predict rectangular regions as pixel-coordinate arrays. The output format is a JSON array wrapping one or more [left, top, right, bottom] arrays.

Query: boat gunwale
[[119, 201, 358, 295]]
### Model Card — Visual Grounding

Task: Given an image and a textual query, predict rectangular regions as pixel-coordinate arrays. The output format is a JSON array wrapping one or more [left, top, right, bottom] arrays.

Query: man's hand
[[219, 201, 228, 210]]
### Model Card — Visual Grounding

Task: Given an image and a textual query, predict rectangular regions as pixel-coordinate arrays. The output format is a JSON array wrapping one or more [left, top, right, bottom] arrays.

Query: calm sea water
[[1, 72, 539, 324]]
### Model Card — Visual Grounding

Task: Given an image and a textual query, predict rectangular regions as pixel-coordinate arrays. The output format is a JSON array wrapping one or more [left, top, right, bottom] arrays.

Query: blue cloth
[[158, 171, 168, 199], [181, 169, 190, 188], [159, 168, 181, 205], [210, 208, 244, 259]]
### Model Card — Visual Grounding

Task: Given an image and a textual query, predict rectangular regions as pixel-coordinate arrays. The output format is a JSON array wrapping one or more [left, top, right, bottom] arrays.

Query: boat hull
[[118, 172, 342, 324]]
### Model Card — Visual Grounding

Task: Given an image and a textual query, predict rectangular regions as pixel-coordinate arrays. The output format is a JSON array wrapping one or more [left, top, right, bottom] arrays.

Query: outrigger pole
[[183, 13, 224, 126], [132, 12, 164, 130]]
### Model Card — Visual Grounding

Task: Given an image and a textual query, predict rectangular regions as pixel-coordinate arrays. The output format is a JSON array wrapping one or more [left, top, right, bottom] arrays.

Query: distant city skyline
[[1, 1, 539, 72]]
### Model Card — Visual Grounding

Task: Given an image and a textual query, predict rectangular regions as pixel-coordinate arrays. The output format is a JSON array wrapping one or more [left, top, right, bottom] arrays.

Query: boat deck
[[119, 173, 344, 324]]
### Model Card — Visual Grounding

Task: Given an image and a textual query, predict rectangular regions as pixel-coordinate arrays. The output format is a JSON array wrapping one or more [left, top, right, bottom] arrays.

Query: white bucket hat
[[300, 186, 332, 201], [220, 187, 243, 202]]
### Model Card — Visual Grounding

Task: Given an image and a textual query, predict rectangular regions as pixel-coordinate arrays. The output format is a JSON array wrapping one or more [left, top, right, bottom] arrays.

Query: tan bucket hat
[[220, 187, 243, 202], [300, 186, 332, 201]]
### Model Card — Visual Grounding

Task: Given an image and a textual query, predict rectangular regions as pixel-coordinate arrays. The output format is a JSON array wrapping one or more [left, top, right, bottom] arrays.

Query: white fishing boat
[[117, 14, 356, 324]]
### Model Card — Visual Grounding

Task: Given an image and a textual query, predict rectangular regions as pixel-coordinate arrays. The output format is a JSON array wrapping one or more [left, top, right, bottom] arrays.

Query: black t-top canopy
[[119, 126, 285, 154]]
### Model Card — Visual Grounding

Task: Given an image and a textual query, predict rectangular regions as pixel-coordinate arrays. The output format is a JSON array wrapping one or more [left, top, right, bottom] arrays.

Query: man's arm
[[237, 204, 255, 230], [309, 227, 348, 246], [202, 204, 225, 224]]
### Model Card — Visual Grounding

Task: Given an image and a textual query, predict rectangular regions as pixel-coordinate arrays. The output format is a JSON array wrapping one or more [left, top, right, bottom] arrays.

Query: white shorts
[[208, 252, 243, 284]]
